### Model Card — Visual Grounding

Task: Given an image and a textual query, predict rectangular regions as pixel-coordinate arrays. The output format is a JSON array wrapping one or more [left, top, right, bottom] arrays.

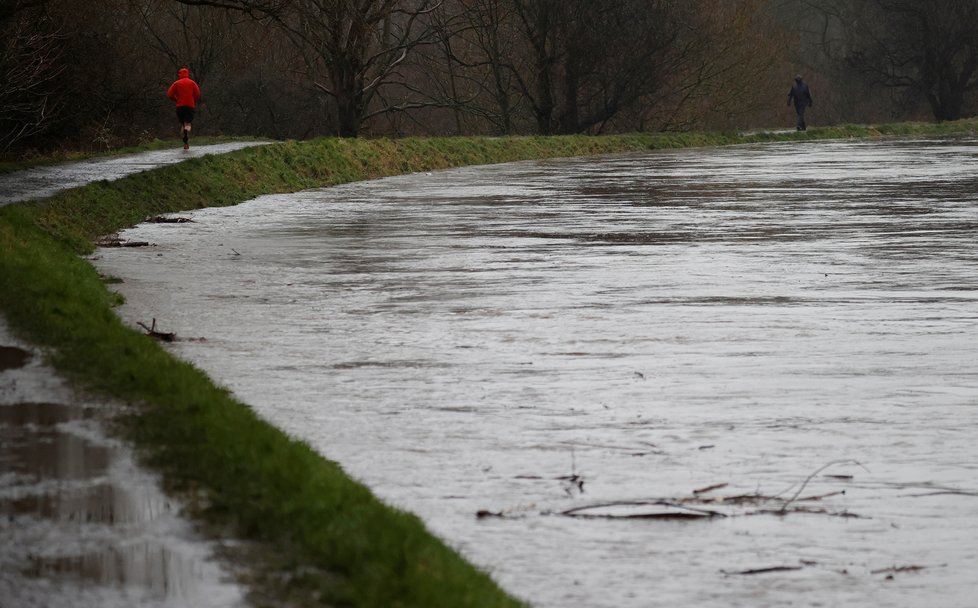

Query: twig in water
[[146, 215, 193, 223], [722, 565, 803, 576], [693, 483, 729, 495], [560, 500, 726, 520], [870, 565, 926, 575], [137, 318, 176, 342], [561, 448, 584, 495], [779, 460, 867, 514]]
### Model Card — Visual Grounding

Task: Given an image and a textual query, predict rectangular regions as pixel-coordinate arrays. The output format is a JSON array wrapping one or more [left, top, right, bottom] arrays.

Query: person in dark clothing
[[167, 67, 201, 150], [787, 75, 813, 131]]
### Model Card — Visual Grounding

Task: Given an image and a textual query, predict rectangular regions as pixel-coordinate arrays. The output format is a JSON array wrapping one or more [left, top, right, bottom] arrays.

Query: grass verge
[[1, 119, 976, 606]]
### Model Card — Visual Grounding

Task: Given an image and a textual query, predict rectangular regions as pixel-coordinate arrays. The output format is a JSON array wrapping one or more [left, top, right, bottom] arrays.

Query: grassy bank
[[1, 120, 976, 606]]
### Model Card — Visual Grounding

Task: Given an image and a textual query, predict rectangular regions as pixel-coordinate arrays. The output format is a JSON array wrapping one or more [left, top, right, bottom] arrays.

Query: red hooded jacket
[[167, 68, 201, 108]]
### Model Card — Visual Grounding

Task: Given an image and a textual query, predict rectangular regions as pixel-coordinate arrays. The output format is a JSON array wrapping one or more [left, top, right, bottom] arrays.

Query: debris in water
[[722, 565, 803, 576], [137, 318, 176, 342], [97, 234, 151, 247], [693, 483, 729, 495], [146, 215, 193, 223], [870, 565, 927, 576], [559, 500, 726, 520]]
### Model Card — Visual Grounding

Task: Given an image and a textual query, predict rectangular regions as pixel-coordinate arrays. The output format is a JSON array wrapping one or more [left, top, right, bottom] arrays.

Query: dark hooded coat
[[788, 79, 812, 109]]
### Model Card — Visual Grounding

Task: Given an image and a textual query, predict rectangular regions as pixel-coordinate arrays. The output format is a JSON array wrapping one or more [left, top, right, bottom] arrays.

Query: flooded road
[[94, 138, 978, 607]]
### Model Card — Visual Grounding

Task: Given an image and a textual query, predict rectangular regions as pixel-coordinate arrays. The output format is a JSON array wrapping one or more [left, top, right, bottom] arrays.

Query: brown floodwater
[[94, 138, 978, 607]]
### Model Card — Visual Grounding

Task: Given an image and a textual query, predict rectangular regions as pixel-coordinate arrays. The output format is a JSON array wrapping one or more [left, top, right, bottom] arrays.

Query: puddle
[[1, 482, 153, 523], [2, 425, 113, 480], [0, 345, 31, 371], [0, 321, 244, 608], [0, 401, 92, 426], [25, 541, 205, 593]]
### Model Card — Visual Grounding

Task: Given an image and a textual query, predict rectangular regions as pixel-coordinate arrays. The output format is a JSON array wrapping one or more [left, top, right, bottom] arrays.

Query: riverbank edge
[[1, 121, 975, 607]]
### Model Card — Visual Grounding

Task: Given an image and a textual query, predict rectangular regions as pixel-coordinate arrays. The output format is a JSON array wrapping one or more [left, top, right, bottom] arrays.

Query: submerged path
[[0, 143, 269, 607]]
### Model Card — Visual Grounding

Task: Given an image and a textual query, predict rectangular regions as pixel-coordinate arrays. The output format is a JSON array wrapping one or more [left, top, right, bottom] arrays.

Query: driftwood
[[560, 500, 726, 520], [478, 462, 866, 521], [722, 565, 803, 576], [146, 215, 193, 223], [870, 565, 926, 576], [777, 460, 863, 514], [693, 482, 729, 495], [137, 318, 175, 342], [97, 235, 151, 247]]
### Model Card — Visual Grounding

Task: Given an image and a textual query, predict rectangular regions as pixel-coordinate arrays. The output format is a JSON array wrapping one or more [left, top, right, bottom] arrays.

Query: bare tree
[[0, 0, 50, 22], [405, 0, 527, 135], [173, 0, 442, 136], [644, 0, 788, 131], [811, 0, 978, 122], [502, 0, 695, 135], [0, 5, 66, 152]]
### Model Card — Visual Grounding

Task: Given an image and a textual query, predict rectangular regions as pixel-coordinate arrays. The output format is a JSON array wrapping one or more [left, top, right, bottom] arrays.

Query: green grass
[[2, 118, 977, 606]]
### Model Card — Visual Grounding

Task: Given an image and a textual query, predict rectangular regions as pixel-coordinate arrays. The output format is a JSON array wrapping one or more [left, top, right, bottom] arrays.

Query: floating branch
[[870, 565, 926, 576], [753, 506, 864, 519], [722, 565, 803, 576], [146, 215, 193, 223], [778, 460, 866, 514], [559, 500, 726, 520], [137, 318, 175, 342], [476, 510, 506, 519], [479, 464, 866, 522], [97, 234, 150, 247], [693, 483, 729, 495]]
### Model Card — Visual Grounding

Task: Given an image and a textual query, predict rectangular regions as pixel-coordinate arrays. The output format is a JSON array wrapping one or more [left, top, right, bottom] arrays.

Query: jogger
[[167, 68, 201, 149]]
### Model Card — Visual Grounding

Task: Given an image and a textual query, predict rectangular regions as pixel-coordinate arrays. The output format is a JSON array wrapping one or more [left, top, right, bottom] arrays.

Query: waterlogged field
[[95, 139, 978, 607]]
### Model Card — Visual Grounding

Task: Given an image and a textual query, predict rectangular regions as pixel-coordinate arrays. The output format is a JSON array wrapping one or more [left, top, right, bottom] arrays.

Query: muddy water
[[0, 322, 245, 608], [94, 139, 978, 607]]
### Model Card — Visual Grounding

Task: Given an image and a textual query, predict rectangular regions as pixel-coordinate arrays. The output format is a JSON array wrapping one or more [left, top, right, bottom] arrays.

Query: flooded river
[[94, 139, 978, 607]]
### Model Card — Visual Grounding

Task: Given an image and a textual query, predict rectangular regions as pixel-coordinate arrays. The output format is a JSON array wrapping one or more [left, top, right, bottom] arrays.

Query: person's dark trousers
[[795, 105, 807, 131]]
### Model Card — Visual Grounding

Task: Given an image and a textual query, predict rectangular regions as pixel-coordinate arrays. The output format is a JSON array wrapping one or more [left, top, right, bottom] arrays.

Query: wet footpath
[[0, 143, 264, 608], [0, 142, 268, 206]]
